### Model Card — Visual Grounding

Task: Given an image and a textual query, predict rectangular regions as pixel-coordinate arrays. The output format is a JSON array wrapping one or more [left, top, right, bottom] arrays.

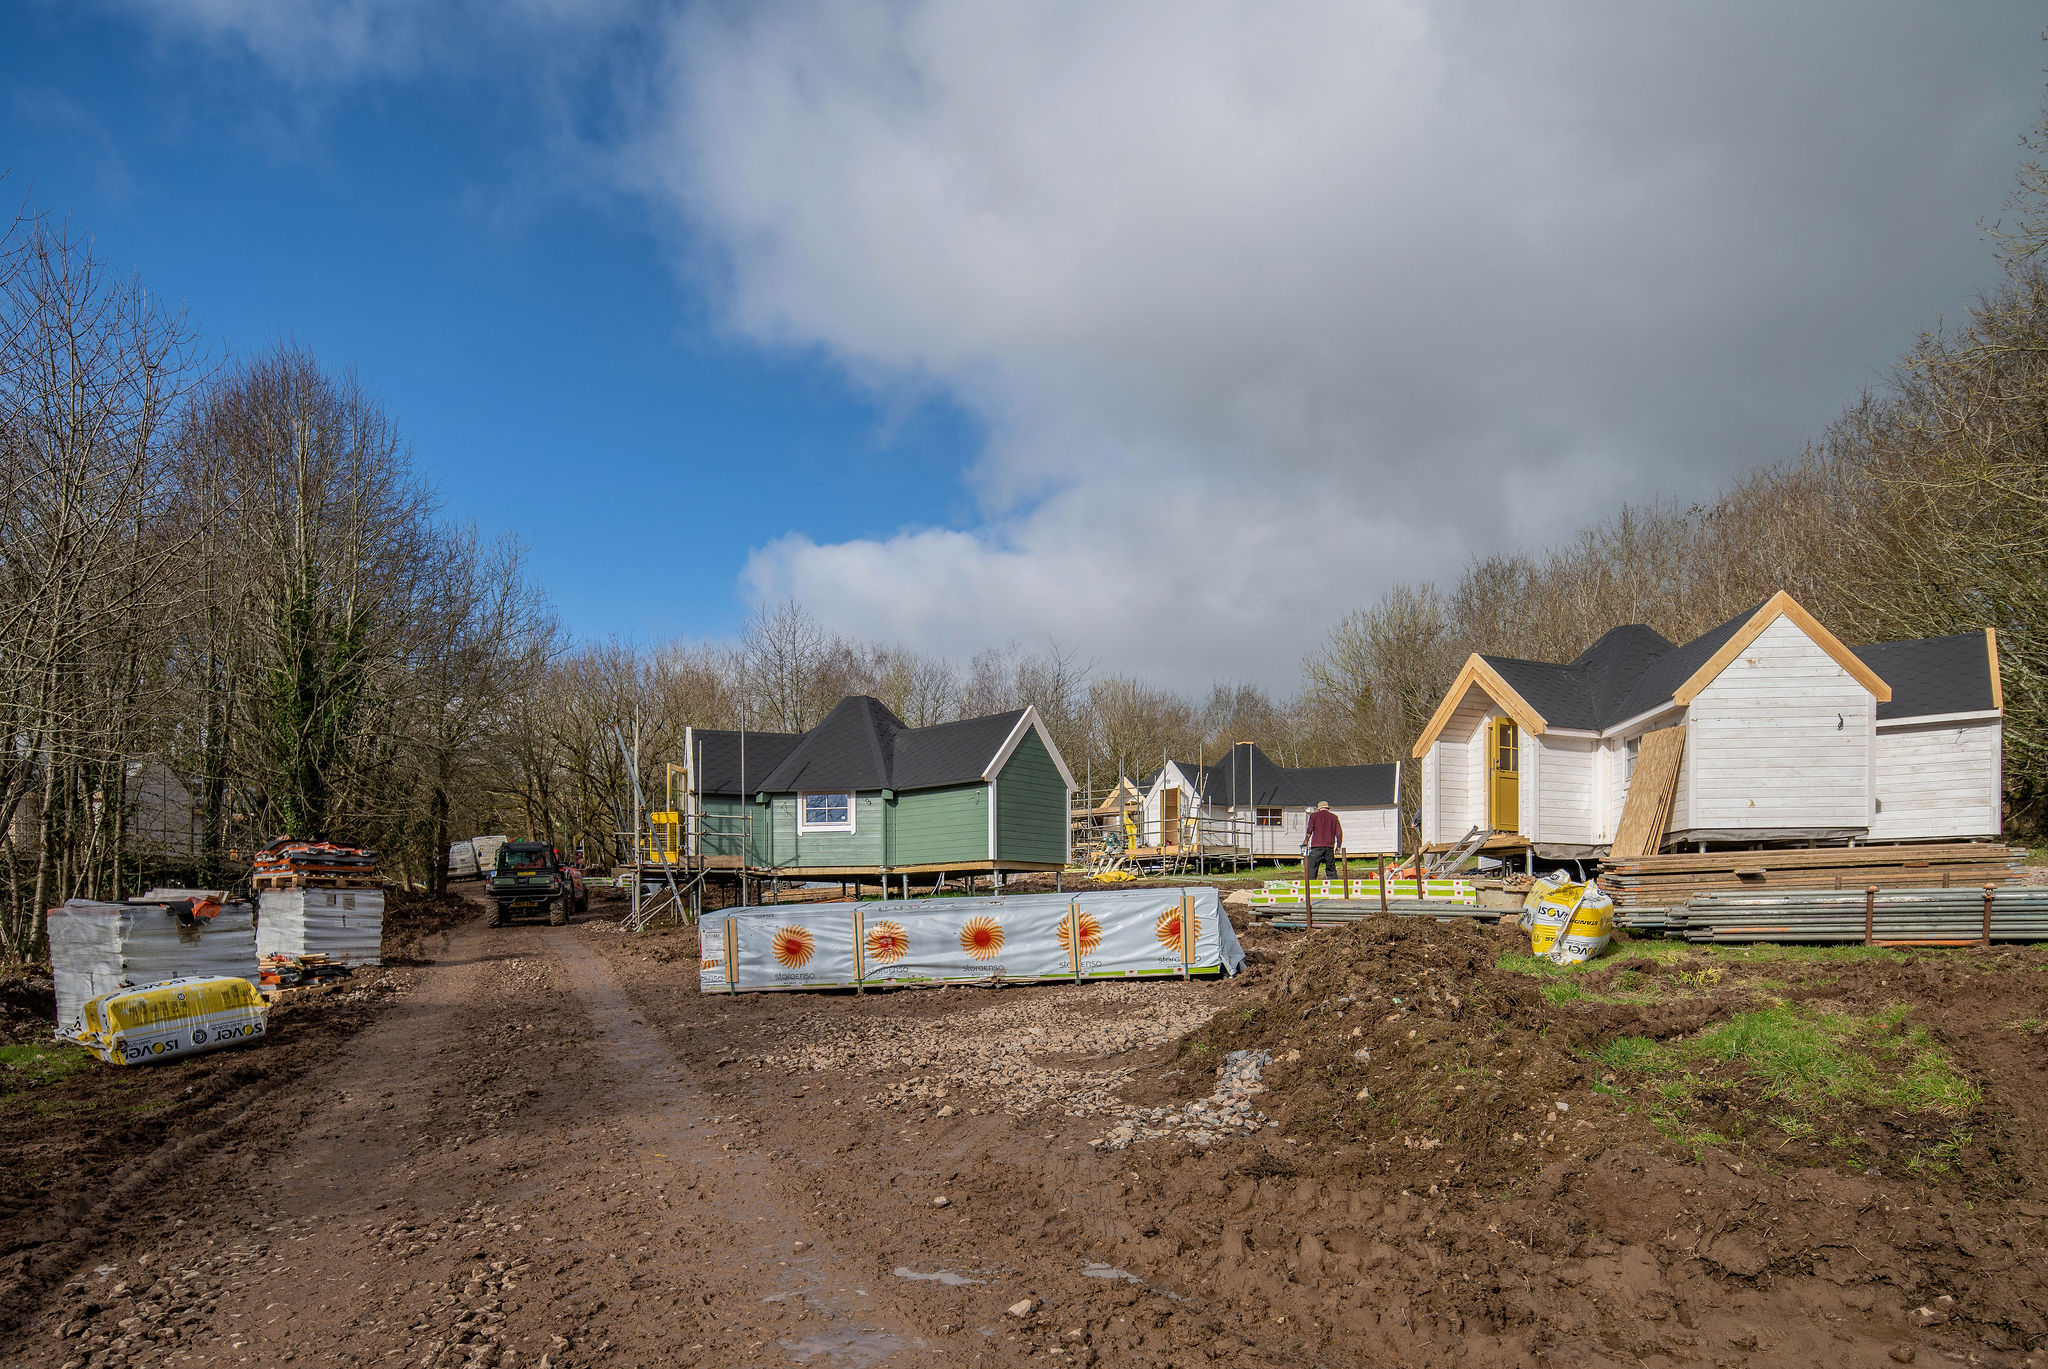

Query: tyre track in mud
[[16, 906, 934, 1368]]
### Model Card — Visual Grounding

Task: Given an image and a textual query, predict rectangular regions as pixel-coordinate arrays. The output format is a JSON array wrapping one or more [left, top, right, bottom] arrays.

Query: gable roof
[[746, 697, 1068, 795], [689, 729, 806, 797], [892, 710, 1027, 789], [1853, 630, 2000, 720], [1155, 744, 1399, 809], [1411, 591, 1912, 758]]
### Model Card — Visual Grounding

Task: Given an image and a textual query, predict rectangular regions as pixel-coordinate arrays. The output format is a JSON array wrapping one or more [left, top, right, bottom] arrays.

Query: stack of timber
[[1598, 843, 2023, 908], [253, 838, 379, 889], [1620, 885, 2048, 945], [258, 951, 352, 990]]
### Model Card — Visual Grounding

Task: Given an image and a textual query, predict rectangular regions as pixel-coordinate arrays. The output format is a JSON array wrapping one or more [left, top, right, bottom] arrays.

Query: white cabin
[[1412, 592, 2003, 856], [1142, 743, 1402, 856]]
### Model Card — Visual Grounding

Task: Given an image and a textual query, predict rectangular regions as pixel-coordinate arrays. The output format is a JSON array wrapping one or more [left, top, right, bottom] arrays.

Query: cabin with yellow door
[[1411, 592, 2004, 858]]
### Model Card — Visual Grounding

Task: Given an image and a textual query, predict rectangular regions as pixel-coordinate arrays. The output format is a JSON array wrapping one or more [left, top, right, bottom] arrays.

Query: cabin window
[[1625, 736, 1641, 785], [799, 792, 854, 832], [1256, 808, 1283, 827]]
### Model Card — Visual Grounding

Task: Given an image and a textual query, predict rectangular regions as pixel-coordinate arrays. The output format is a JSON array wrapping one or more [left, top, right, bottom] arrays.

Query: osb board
[[1609, 725, 1686, 861]]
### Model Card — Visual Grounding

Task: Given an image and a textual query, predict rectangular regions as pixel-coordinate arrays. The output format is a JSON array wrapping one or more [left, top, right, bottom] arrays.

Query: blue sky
[[4, 3, 2044, 688], [2, 1, 979, 646]]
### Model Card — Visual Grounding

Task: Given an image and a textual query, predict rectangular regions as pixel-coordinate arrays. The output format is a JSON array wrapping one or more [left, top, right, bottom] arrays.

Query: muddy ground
[[2, 891, 2047, 1368]]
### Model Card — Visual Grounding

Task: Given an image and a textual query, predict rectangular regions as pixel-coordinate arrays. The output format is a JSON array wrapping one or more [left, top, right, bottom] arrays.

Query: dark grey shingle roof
[[757, 696, 905, 793], [1478, 607, 1761, 733], [748, 698, 1038, 795], [1174, 744, 1398, 809], [892, 710, 1026, 790], [690, 730, 806, 797], [1853, 633, 1997, 720]]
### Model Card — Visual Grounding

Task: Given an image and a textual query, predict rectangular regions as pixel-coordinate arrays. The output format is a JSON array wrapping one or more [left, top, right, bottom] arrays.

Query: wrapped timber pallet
[[47, 898, 259, 1038], [1598, 842, 2023, 909], [257, 887, 385, 967], [700, 887, 1243, 993]]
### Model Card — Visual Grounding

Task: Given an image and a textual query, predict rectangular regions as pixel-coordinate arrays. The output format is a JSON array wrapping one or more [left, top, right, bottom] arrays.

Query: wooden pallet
[[253, 871, 380, 890]]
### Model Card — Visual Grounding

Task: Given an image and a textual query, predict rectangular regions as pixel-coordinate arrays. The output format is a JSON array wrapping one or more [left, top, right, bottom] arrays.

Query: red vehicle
[[486, 842, 588, 927]]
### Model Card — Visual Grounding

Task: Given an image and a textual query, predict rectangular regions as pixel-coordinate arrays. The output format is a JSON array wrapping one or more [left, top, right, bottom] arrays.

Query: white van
[[446, 835, 509, 881]]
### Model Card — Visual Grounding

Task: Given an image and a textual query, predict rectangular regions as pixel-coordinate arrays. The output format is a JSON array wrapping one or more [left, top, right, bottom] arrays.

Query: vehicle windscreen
[[499, 849, 550, 871]]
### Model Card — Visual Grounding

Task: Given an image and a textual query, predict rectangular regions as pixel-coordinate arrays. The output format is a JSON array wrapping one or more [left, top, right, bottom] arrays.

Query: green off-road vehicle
[[487, 841, 588, 926]]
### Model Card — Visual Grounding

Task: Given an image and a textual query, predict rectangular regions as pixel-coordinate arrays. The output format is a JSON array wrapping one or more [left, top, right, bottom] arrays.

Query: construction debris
[[1597, 842, 2022, 908], [258, 952, 353, 990]]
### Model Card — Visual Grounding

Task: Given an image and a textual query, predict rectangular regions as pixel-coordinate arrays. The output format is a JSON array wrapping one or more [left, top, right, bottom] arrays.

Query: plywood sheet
[[1610, 725, 1686, 860]]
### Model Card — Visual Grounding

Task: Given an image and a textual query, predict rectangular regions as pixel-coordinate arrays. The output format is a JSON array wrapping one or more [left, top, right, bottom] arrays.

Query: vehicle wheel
[[489, 903, 505, 928], [577, 891, 589, 914], [548, 899, 565, 926]]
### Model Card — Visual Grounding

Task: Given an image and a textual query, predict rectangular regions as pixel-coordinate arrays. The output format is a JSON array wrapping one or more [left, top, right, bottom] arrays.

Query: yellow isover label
[[74, 975, 269, 1066], [1520, 879, 1615, 965]]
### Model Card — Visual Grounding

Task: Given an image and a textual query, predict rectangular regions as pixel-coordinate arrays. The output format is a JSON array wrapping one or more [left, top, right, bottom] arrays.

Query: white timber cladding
[[1330, 806, 1400, 855], [1533, 734, 1597, 845], [1685, 615, 1872, 833], [1428, 684, 1491, 838], [1419, 749, 1439, 847], [1869, 719, 2002, 841]]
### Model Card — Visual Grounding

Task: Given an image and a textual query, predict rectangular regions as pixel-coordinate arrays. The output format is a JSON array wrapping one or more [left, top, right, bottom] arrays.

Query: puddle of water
[[891, 1266, 984, 1287], [780, 1328, 910, 1364], [1082, 1262, 1141, 1282]]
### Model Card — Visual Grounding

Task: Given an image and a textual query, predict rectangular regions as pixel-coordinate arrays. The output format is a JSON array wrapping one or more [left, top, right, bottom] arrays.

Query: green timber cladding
[[684, 697, 1074, 872], [995, 728, 1066, 863]]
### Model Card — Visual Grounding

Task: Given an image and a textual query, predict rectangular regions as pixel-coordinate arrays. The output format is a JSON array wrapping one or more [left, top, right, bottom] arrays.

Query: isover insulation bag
[[1520, 877, 1615, 967], [73, 975, 269, 1066]]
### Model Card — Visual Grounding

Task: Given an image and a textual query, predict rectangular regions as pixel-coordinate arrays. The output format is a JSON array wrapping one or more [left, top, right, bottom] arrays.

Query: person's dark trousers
[[1304, 846, 1336, 880]]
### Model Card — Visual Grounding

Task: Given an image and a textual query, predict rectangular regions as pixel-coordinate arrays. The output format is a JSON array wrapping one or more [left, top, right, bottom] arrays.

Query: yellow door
[[1488, 718, 1520, 831]]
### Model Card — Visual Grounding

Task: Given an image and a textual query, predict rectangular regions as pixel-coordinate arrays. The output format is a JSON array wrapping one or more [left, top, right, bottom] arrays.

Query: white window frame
[[799, 791, 855, 833]]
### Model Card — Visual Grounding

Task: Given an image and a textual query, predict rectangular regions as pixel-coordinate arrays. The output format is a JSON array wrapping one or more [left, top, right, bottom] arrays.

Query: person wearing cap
[[1302, 801, 1343, 881]]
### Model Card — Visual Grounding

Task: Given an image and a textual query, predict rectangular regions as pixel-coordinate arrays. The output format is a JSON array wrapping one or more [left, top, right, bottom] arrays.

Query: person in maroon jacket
[[1303, 801, 1343, 881]]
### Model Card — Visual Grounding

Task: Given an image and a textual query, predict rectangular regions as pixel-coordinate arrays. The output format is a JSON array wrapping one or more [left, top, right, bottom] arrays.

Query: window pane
[[804, 793, 850, 825]]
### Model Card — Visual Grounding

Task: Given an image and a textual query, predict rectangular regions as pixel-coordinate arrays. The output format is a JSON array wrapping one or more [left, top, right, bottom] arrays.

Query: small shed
[[1410, 591, 2003, 857]]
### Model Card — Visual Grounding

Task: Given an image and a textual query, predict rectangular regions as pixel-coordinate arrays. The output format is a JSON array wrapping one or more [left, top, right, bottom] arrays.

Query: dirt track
[[8, 892, 2048, 1368]]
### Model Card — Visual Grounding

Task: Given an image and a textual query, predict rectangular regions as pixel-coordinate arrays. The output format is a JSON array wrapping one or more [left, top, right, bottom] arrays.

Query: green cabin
[[681, 697, 1075, 877]]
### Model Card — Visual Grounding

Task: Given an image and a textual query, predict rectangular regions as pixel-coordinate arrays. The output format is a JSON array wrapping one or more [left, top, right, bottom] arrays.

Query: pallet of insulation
[[47, 898, 259, 1038], [1598, 843, 2023, 908], [257, 887, 384, 967]]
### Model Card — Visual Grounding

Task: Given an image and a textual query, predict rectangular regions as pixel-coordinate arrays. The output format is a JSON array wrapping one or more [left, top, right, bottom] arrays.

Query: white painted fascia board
[[1596, 701, 1686, 740], [987, 776, 998, 861], [1874, 709, 2003, 729], [980, 705, 1079, 792], [1542, 727, 1600, 740]]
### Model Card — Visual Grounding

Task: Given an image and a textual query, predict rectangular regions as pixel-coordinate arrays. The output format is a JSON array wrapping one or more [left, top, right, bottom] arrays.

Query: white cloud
[[631, 1, 2042, 689]]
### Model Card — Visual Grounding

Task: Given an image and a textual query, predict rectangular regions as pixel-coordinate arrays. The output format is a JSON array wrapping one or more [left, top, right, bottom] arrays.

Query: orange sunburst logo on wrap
[[771, 925, 816, 970], [864, 920, 909, 965], [1057, 911, 1103, 958], [1155, 907, 1199, 952], [959, 915, 1005, 961]]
